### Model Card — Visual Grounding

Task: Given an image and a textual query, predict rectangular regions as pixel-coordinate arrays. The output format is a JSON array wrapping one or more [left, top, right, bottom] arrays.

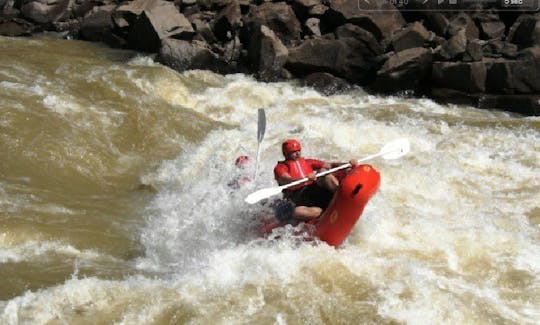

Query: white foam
[[0, 239, 118, 264]]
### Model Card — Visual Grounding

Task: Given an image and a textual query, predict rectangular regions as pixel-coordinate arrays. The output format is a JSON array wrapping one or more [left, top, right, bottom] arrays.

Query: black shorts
[[274, 184, 333, 222]]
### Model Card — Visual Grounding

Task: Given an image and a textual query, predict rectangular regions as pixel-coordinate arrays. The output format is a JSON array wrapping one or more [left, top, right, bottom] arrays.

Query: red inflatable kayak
[[257, 164, 381, 247]]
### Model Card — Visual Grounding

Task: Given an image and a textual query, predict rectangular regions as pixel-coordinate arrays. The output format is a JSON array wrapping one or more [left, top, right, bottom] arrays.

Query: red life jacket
[[274, 158, 325, 191]]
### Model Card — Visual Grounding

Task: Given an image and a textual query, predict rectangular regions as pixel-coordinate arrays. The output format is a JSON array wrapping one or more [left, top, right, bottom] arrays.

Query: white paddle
[[254, 108, 266, 180], [244, 138, 410, 204]]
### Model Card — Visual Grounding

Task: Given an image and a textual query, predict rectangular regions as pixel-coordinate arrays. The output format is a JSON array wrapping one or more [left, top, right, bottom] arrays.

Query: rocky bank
[[1, 0, 539, 116]]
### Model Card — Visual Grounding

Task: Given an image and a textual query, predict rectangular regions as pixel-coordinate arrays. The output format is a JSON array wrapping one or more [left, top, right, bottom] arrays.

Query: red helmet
[[282, 139, 301, 155], [235, 155, 250, 167]]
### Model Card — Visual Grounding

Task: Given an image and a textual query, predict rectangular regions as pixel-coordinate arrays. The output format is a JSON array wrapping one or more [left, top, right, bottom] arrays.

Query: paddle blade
[[257, 108, 266, 143], [245, 186, 282, 204], [381, 138, 410, 160]]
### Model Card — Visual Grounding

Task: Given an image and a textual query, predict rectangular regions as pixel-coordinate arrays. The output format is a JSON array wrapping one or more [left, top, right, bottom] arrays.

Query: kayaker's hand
[[349, 159, 358, 167], [307, 171, 317, 181]]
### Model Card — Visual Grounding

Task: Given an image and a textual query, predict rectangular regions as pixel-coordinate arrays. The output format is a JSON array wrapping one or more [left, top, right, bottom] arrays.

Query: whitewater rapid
[[1, 37, 539, 324]]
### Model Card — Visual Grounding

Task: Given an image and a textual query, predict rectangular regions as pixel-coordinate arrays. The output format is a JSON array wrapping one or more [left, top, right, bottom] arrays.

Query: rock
[[126, 0, 194, 52], [478, 94, 540, 116], [286, 37, 379, 83], [463, 39, 483, 62], [304, 17, 321, 37], [21, 0, 71, 24], [303, 72, 352, 95], [485, 57, 540, 94], [472, 11, 505, 40], [517, 46, 540, 60], [431, 61, 486, 93], [374, 47, 432, 92], [80, 5, 117, 44], [323, 0, 405, 40], [424, 12, 449, 37], [1, 0, 20, 18], [431, 88, 540, 116], [391, 21, 433, 52], [0, 18, 34, 36], [223, 35, 242, 63], [507, 14, 540, 49], [446, 13, 479, 40], [437, 29, 467, 60], [290, 0, 321, 21], [213, 0, 242, 41], [479, 20, 505, 40], [309, 4, 327, 17], [483, 40, 518, 59], [198, 0, 246, 10], [242, 2, 301, 45], [181, 4, 200, 17], [158, 38, 232, 74], [71, 0, 96, 19], [248, 24, 289, 81], [293, 0, 321, 7], [191, 18, 217, 43], [334, 23, 382, 56]]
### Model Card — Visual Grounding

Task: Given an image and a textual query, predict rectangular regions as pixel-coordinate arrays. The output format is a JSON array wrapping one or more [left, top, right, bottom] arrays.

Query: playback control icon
[[501, 0, 538, 9], [437, 0, 458, 4]]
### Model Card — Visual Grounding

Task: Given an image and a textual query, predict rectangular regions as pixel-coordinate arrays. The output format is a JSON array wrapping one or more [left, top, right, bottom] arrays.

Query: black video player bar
[[357, 0, 540, 11]]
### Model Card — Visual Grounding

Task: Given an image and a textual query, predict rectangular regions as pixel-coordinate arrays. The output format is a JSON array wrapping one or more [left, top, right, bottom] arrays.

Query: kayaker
[[229, 155, 252, 188], [273, 139, 357, 223]]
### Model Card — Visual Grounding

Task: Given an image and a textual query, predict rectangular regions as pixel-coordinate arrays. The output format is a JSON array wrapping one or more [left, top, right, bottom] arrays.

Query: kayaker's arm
[[277, 171, 316, 186], [329, 160, 358, 169], [276, 172, 295, 186]]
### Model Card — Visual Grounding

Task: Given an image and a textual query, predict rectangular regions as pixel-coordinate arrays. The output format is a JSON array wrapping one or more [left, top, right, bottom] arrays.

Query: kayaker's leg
[[317, 173, 339, 193], [293, 206, 322, 221]]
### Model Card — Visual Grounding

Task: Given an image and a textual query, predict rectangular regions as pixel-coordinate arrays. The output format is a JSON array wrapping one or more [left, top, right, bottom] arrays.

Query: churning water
[[1, 36, 539, 324]]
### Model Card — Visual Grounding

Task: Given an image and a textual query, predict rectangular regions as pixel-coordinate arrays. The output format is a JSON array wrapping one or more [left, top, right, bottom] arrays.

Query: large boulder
[[323, 0, 405, 40], [285, 37, 379, 83], [472, 11, 505, 40], [436, 29, 467, 60], [335, 23, 382, 56], [391, 21, 435, 52], [115, 0, 194, 52], [1, 0, 20, 18], [507, 14, 540, 49], [191, 17, 217, 43], [158, 38, 232, 74], [290, 0, 322, 21], [80, 5, 117, 44], [374, 47, 432, 92], [483, 39, 518, 59], [424, 12, 449, 37], [113, 0, 146, 29], [213, 0, 242, 41], [303, 72, 352, 95], [242, 2, 301, 45], [518, 45, 540, 60], [431, 61, 486, 93], [446, 13, 479, 40], [248, 25, 289, 81], [0, 18, 35, 36], [463, 39, 484, 62], [431, 89, 540, 116], [20, 0, 71, 23], [478, 94, 540, 116], [485, 57, 540, 94]]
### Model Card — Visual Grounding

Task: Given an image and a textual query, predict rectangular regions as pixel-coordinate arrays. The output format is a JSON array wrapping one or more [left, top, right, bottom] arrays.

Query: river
[[1, 36, 539, 324]]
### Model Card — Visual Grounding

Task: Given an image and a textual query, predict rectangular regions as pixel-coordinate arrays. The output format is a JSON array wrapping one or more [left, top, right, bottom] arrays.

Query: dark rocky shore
[[1, 0, 539, 116]]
